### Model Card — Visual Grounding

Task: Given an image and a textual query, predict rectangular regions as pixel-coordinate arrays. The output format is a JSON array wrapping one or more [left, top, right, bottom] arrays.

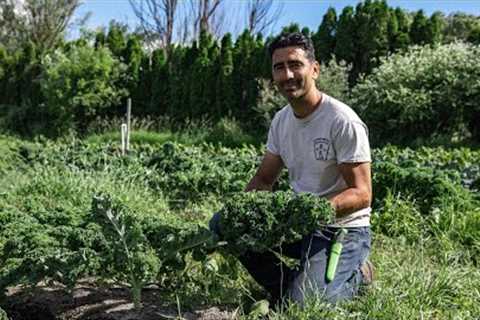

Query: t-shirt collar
[[290, 93, 328, 125]]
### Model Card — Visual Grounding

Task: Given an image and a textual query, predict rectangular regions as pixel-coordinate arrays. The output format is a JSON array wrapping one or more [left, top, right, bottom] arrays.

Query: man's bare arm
[[245, 151, 284, 192], [329, 162, 372, 218]]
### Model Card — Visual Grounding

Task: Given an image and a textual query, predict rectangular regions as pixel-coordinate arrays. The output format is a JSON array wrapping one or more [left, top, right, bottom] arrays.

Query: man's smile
[[283, 80, 301, 91]]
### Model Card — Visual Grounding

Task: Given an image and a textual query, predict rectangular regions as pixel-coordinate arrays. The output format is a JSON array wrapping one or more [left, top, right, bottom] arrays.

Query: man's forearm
[[244, 175, 273, 192], [329, 187, 371, 218]]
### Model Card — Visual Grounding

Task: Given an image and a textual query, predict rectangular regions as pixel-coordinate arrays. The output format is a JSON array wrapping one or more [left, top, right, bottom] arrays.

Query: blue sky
[[71, 0, 480, 39]]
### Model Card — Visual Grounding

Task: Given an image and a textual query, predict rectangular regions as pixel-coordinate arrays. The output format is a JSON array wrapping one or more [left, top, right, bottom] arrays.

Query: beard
[[280, 78, 306, 100]]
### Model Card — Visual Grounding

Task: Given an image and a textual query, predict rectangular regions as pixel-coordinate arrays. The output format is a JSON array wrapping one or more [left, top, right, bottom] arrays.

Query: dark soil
[[1, 281, 236, 320]]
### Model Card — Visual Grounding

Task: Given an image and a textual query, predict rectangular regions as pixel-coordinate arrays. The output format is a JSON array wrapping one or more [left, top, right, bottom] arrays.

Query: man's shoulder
[[271, 104, 291, 125], [275, 104, 291, 118], [325, 95, 364, 124]]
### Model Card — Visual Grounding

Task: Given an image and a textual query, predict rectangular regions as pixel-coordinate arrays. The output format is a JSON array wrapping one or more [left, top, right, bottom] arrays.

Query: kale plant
[[91, 193, 219, 308], [218, 191, 335, 255], [91, 194, 160, 309]]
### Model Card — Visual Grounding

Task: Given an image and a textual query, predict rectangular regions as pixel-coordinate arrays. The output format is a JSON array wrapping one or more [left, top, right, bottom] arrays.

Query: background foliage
[[1, 1, 480, 144], [351, 43, 480, 145]]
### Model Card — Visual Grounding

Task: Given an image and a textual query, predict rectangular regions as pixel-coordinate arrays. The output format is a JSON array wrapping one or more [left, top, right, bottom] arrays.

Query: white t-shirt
[[266, 94, 372, 227]]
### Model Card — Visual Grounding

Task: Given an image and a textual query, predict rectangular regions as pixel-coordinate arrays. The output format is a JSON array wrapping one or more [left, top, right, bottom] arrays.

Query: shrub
[[253, 78, 287, 134], [351, 43, 480, 145], [41, 45, 128, 137], [372, 162, 474, 215], [205, 117, 257, 148], [316, 58, 352, 104]]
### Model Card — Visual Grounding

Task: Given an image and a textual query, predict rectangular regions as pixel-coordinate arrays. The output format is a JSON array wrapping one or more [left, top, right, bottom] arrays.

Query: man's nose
[[283, 67, 294, 80]]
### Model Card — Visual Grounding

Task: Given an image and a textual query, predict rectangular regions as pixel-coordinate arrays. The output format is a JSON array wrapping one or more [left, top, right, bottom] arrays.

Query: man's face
[[271, 46, 319, 102]]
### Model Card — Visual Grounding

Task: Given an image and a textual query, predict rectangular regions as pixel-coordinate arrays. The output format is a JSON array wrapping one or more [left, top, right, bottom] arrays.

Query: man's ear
[[312, 61, 320, 80]]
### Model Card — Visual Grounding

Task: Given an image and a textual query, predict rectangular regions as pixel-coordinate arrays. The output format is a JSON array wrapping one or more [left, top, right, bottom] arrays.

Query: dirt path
[[2, 281, 236, 320]]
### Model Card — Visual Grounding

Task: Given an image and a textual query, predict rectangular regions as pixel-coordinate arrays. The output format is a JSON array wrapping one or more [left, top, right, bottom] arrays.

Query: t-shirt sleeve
[[266, 116, 280, 155], [332, 119, 371, 164]]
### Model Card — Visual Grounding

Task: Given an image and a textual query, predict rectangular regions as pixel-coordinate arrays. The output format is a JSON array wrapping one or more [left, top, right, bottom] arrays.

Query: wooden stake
[[126, 98, 131, 152], [121, 123, 127, 156]]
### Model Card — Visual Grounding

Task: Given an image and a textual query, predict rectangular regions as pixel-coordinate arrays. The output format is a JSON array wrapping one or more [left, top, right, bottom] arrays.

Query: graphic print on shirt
[[313, 138, 330, 161]]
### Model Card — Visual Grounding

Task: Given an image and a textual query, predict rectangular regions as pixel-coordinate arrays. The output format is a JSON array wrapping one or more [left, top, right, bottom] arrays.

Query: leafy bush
[[351, 43, 480, 145], [316, 58, 352, 104], [146, 142, 259, 199], [205, 117, 257, 148], [0, 308, 7, 320], [373, 145, 480, 191], [41, 45, 128, 136], [372, 162, 474, 215], [253, 79, 288, 133], [218, 191, 334, 255], [90, 194, 222, 308]]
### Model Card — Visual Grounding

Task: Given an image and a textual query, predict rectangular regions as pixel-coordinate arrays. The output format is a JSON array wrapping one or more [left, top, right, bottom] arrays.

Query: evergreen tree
[[207, 41, 220, 116], [246, 33, 266, 118], [149, 48, 168, 116], [123, 35, 143, 94], [254, 32, 270, 79], [215, 33, 235, 117], [410, 10, 429, 45], [313, 7, 337, 64], [106, 22, 127, 58], [232, 30, 257, 120], [189, 30, 215, 118], [281, 23, 301, 34], [263, 34, 277, 77], [134, 54, 152, 116], [94, 29, 106, 49], [334, 6, 355, 64], [301, 27, 311, 37], [426, 11, 445, 45], [166, 45, 187, 118], [386, 8, 399, 51], [467, 26, 480, 44], [352, 0, 389, 78], [391, 7, 411, 51]]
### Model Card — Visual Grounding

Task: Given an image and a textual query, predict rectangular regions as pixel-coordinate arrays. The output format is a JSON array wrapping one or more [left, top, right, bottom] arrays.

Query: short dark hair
[[268, 32, 316, 62]]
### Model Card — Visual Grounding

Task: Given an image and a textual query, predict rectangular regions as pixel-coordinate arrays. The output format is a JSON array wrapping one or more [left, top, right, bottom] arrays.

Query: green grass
[[85, 116, 263, 148], [0, 134, 478, 319], [259, 234, 480, 319], [86, 130, 180, 146]]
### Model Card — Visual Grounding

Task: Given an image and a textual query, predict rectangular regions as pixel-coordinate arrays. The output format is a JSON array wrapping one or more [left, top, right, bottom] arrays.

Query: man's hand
[[245, 151, 284, 192], [329, 162, 372, 218], [210, 152, 283, 239]]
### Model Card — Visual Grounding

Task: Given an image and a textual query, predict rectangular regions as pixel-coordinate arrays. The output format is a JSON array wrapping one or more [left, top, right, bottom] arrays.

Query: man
[[211, 32, 373, 305]]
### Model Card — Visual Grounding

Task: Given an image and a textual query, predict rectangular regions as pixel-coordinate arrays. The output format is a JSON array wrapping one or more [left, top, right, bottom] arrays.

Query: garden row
[[0, 136, 479, 307]]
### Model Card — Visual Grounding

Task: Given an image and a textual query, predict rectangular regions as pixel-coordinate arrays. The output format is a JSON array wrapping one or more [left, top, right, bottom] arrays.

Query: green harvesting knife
[[326, 228, 348, 283]]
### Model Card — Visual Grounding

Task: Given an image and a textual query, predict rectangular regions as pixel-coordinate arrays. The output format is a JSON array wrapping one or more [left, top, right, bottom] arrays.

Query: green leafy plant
[[351, 42, 480, 145], [41, 45, 128, 136], [218, 191, 335, 255], [91, 193, 219, 308], [0, 307, 8, 320], [372, 161, 474, 215], [91, 194, 160, 309]]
